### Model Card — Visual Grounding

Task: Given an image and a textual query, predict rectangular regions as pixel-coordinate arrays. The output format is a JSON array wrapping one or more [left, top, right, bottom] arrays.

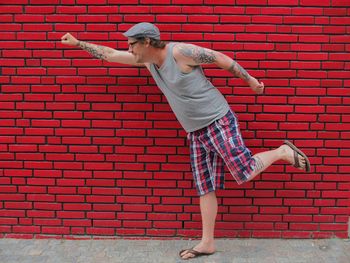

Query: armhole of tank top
[[169, 43, 195, 75]]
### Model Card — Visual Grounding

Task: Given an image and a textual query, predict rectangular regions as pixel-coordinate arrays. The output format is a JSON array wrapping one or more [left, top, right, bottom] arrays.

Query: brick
[[290, 223, 318, 231], [3, 50, 32, 58], [0, 186, 17, 194], [321, 207, 349, 215], [320, 224, 348, 231], [0, 23, 22, 31], [300, 0, 330, 6], [32, 202, 61, 211], [0, 218, 18, 225], [0, 6, 23, 13], [23, 24, 53, 33], [267, 0, 296, 6], [13, 226, 40, 234], [330, 0, 349, 6], [27, 178, 55, 186], [93, 220, 120, 228], [291, 207, 319, 214], [116, 228, 144, 236], [0, 161, 23, 170], [283, 215, 313, 222], [27, 210, 55, 218], [322, 191, 349, 198]]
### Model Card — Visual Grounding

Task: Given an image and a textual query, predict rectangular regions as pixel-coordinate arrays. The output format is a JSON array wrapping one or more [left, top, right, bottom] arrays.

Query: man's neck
[[149, 44, 168, 68]]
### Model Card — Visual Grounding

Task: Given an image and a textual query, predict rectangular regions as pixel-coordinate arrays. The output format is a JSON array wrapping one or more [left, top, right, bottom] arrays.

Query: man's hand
[[249, 77, 264, 94], [61, 33, 79, 46]]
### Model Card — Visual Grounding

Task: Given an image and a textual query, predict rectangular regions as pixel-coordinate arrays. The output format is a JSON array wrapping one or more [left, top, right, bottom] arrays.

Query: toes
[[180, 250, 190, 258], [180, 251, 195, 259], [180, 250, 187, 258], [297, 155, 307, 170]]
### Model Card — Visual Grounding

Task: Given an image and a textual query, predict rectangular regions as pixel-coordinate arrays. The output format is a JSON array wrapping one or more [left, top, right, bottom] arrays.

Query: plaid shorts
[[187, 109, 256, 196]]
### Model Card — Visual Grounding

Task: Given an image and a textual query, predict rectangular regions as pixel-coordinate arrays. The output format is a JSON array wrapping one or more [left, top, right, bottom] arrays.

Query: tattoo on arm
[[178, 45, 216, 64], [78, 41, 109, 60], [229, 60, 251, 81]]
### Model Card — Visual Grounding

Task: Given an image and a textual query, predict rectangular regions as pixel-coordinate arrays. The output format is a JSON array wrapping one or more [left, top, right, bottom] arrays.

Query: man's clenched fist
[[61, 33, 79, 46], [249, 77, 265, 95]]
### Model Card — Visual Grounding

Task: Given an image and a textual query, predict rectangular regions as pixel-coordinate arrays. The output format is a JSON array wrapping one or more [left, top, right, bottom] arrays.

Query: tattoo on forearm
[[79, 41, 108, 60], [178, 45, 216, 64], [229, 61, 250, 81], [253, 156, 265, 173]]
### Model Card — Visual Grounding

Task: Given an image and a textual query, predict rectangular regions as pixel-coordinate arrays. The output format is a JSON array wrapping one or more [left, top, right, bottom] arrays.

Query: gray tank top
[[149, 42, 230, 133]]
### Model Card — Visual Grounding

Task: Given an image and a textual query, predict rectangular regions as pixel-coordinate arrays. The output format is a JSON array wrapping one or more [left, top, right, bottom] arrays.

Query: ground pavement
[[0, 238, 349, 263]]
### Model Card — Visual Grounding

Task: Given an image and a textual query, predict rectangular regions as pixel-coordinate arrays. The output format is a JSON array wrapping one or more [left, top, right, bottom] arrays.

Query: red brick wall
[[0, 0, 349, 239]]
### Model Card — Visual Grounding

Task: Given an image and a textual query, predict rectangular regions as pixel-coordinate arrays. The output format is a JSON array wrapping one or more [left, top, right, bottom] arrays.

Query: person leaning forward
[[61, 22, 311, 260]]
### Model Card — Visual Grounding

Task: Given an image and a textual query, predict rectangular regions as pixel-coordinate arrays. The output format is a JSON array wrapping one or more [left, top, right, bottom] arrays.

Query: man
[[61, 22, 311, 260]]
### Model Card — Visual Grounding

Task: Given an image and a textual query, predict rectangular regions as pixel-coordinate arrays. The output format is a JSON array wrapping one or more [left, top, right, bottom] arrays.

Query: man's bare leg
[[247, 143, 307, 181], [180, 191, 217, 259]]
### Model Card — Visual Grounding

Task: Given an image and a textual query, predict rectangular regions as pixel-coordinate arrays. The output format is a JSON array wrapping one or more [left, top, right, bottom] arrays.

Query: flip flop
[[179, 248, 215, 260], [284, 140, 311, 172]]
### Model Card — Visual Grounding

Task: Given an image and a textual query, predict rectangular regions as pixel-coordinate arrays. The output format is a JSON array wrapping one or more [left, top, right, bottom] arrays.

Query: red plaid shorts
[[187, 109, 256, 196]]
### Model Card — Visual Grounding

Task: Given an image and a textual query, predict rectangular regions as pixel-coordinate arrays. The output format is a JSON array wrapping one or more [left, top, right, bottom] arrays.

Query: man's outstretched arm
[[61, 33, 144, 66], [174, 43, 264, 94]]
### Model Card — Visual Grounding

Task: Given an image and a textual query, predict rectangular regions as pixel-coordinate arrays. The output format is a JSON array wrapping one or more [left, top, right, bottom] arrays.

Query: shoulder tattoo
[[177, 44, 216, 64]]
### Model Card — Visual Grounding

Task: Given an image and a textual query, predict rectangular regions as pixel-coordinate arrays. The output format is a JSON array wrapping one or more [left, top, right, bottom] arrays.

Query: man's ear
[[145, 37, 151, 47]]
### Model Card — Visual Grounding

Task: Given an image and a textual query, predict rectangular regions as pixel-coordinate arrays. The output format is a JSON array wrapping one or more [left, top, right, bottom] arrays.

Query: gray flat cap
[[123, 22, 160, 40]]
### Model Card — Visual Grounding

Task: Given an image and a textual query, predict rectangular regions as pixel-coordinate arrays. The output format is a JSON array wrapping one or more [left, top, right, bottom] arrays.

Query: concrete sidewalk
[[0, 238, 349, 263]]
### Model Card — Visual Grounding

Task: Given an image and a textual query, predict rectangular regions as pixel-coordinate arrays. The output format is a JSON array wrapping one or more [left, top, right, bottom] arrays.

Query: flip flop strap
[[188, 249, 200, 256], [180, 249, 211, 257], [293, 150, 300, 168]]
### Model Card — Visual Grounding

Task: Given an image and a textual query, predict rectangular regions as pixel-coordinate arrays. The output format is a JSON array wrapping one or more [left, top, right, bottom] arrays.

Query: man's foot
[[179, 242, 215, 260], [280, 140, 311, 172]]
